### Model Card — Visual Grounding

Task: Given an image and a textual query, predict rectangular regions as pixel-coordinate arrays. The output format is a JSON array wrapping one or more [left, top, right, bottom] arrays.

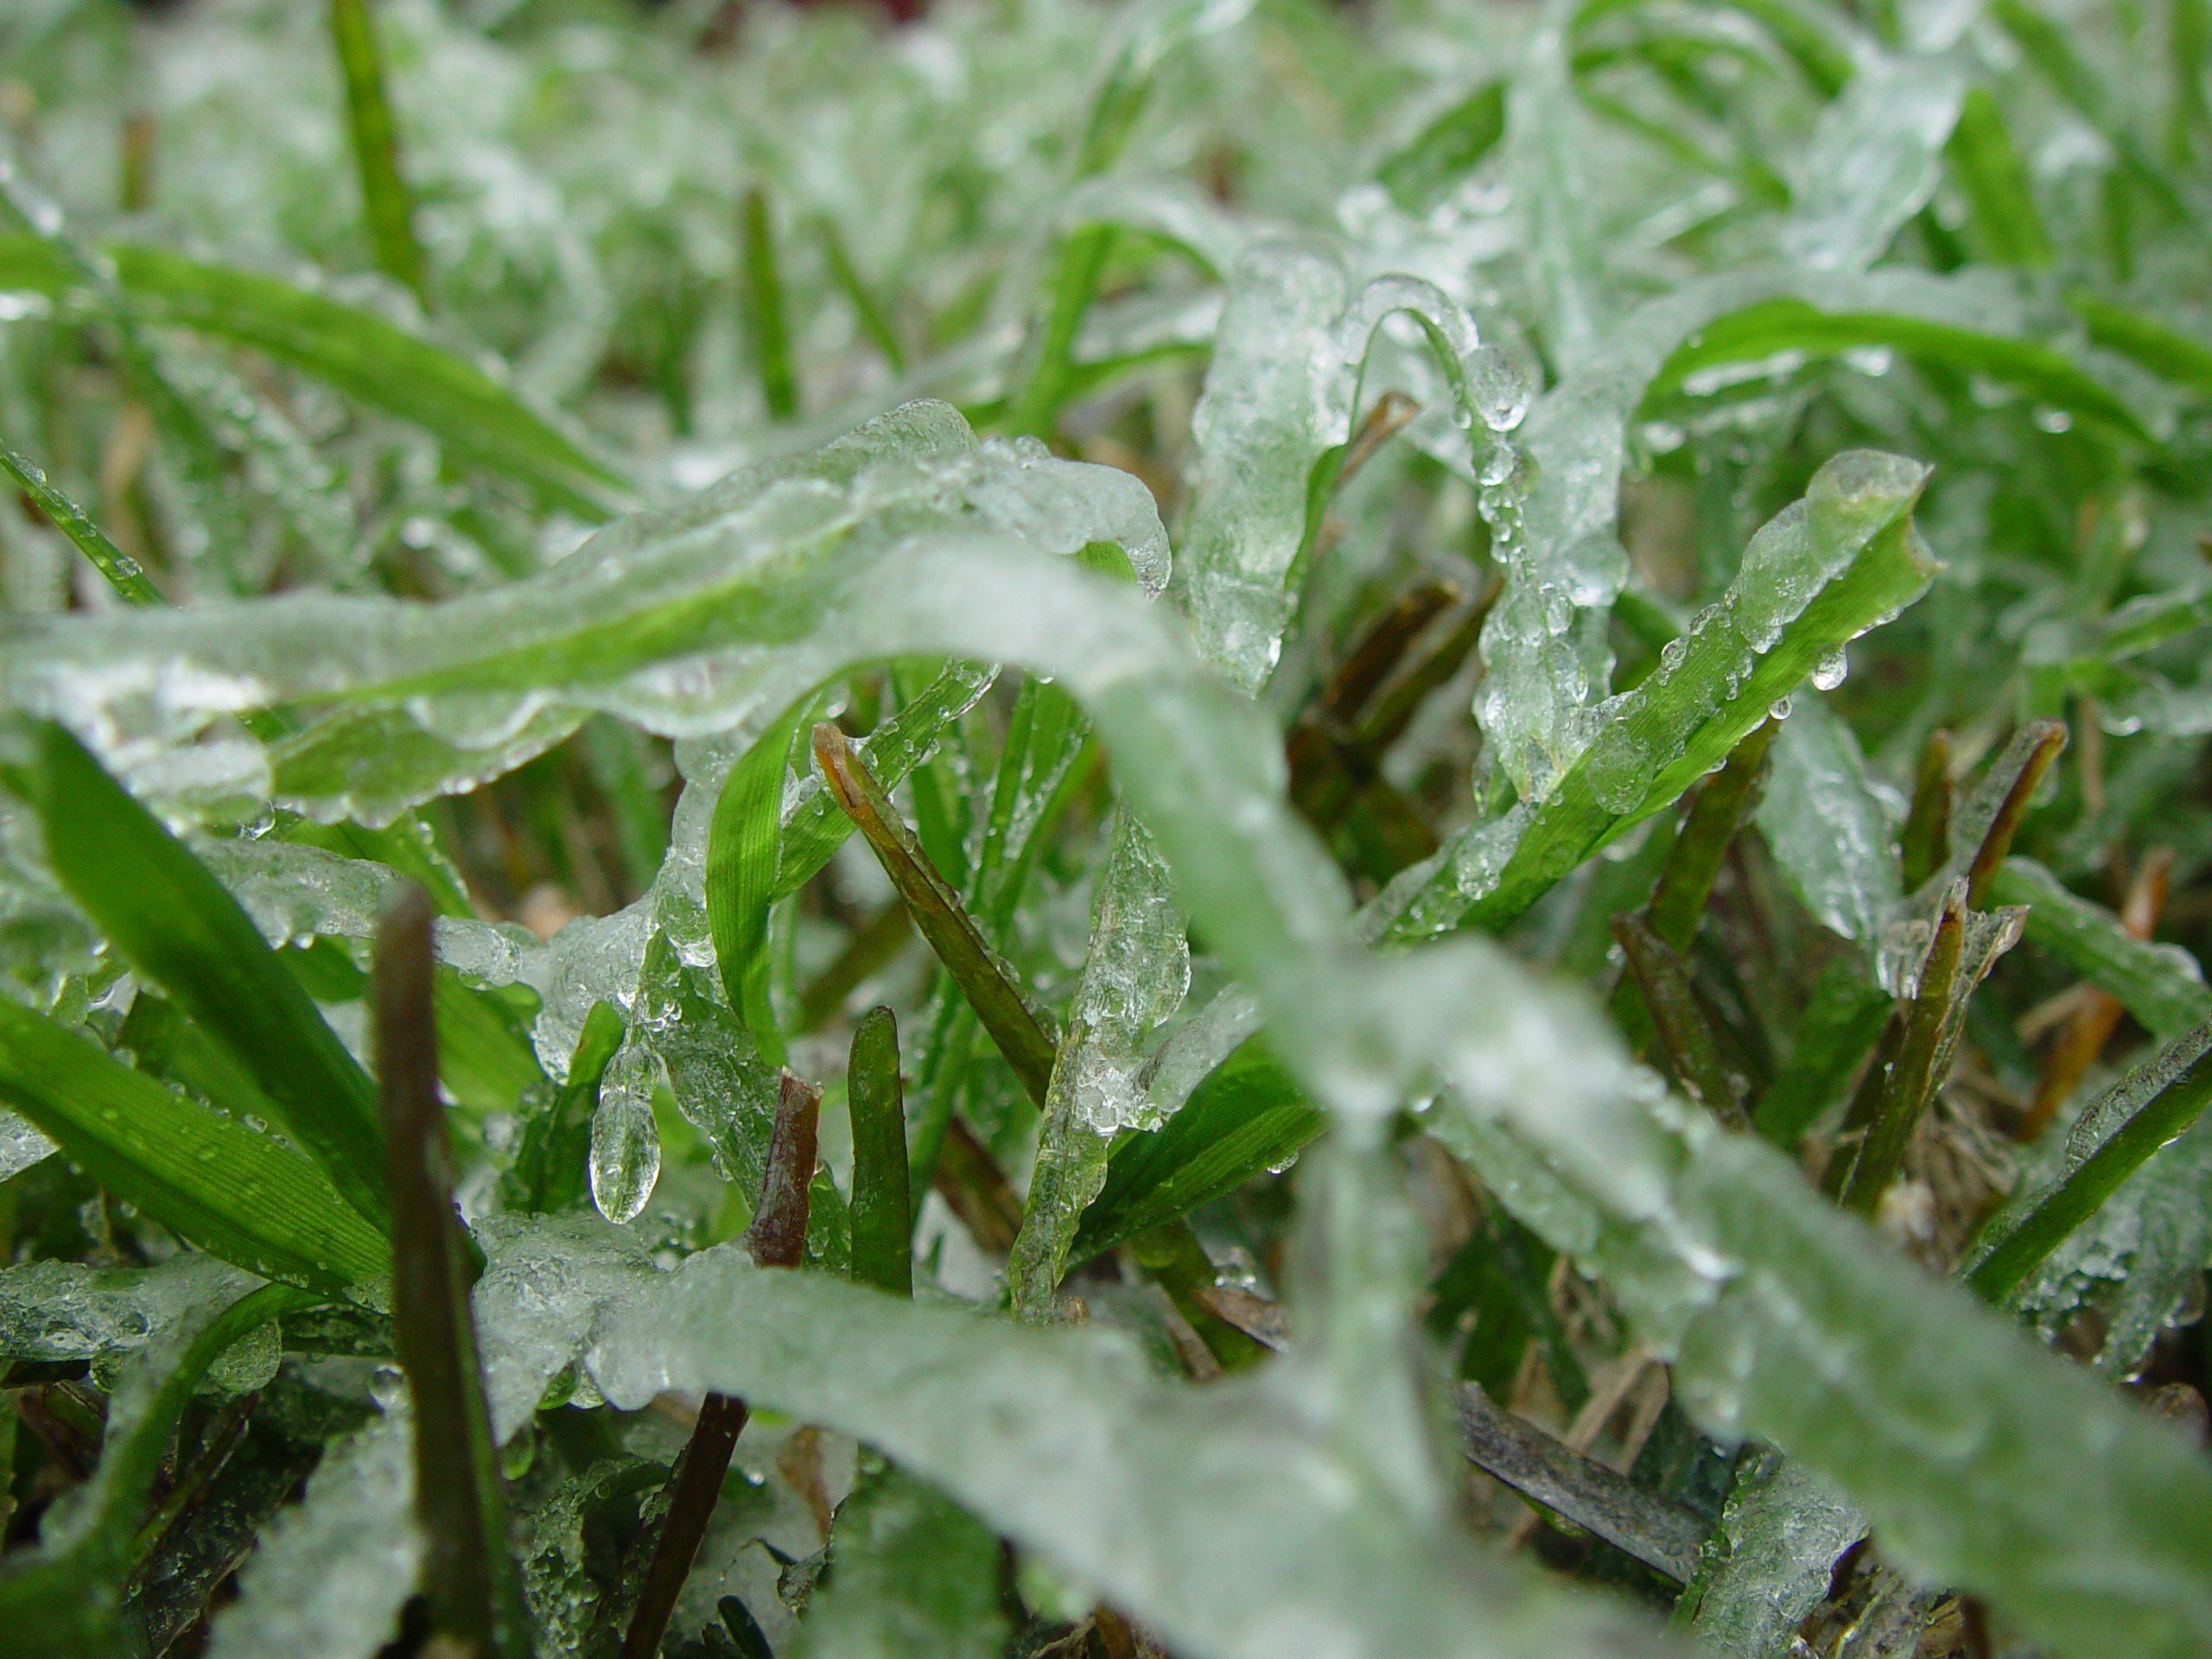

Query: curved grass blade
[[22, 721, 390, 1230], [0, 999, 390, 1294], [2068, 291, 2212, 402], [1643, 298, 2151, 442], [848, 1007, 912, 1298], [0, 442, 165, 606], [1964, 1020, 2212, 1302], [1946, 86, 2054, 267], [327, 0, 428, 305], [1377, 81, 1507, 214]]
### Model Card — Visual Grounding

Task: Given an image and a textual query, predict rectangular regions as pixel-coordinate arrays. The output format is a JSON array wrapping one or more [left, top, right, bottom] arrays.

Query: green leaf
[[1986, 858, 2212, 1036], [18, 721, 390, 1230], [705, 700, 807, 1062], [847, 1007, 913, 1299], [1643, 297, 2152, 442], [1070, 1039, 1324, 1262], [0, 235, 625, 515], [0, 1000, 390, 1294]]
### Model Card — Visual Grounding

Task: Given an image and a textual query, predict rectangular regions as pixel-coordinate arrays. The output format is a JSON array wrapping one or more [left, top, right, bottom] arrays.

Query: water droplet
[[588, 1043, 662, 1224], [1810, 645, 1849, 691], [1769, 695, 1793, 720]]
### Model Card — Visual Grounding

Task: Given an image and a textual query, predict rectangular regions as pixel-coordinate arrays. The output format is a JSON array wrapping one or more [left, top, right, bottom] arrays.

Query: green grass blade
[[1751, 957, 1892, 1146], [1839, 887, 1966, 1212], [1946, 86, 2054, 267], [327, 0, 428, 305], [1986, 857, 2212, 1035], [0, 1000, 390, 1294], [0, 442, 165, 605], [847, 1007, 912, 1299], [1965, 1022, 2212, 1301], [1643, 298, 2151, 442], [1408, 450, 1939, 939], [705, 702, 805, 1062], [1377, 81, 1507, 214], [1613, 912, 1747, 1127], [2069, 291, 2212, 401], [502, 1000, 626, 1214], [1069, 1039, 1325, 1261], [812, 721, 1059, 1108], [742, 185, 798, 423], [22, 722, 390, 1230], [0, 236, 624, 514]]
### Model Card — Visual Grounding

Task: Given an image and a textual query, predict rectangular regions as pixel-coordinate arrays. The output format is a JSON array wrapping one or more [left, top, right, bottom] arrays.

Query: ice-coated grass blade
[[1987, 857, 2212, 1036], [1946, 87, 2054, 267], [1068, 1039, 1324, 1262], [741, 185, 798, 423], [813, 721, 1059, 1107], [17, 721, 390, 1230], [1414, 450, 1939, 938], [1839, 887, 1966, 1213], [0, 1278, 311, 1647], [2069, 292, 2212, 402], [793, 1457, 1008, 1656], [848, 1007, 912, 1299], [705, 702, 804, 1060], [1644, 717, 1775, 954], [0, 442, 165, 605], [1454, 1384, 1708, 1582], [327, 0, 427, 305], [0, 998, 390, 1294], [1965, 1021, 2212, 1302], [373, 886, 527, 1659], [1613, 913, 1746, 1127], [0, 236, 625, 514], [1642, 299, 2151, 442], [502, 1000, 626, 1213], [747, 1071, 823, 1271]]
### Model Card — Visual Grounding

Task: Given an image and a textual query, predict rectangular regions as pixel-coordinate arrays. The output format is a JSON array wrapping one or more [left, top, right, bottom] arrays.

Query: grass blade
[[1946, 86, 2054, 267], [0, 442, 165, 605], [848, 1007, 912, 1298], [1898, 728, 1951, 892], [1069, 1039, 1325, 1261], [705, 702, 805, 1061], [0, 999, 390, 1294], [1377, 81, 1507, 214], [812, 721, 1059, 1107], [502, 1001, 626, 1214], [1644, 717, 1776, 954], [327, 0, 428, 305], [1987, 857, 2212, 1036], [1612, 912, 1748, 1127], [20, 721, 389, 1230], [742, 185, 798, 423], [1965, 1022, 2212, 1301], [373, 886, 527, 1659], [2069, 292, 2212, 401], [1838, 886, 1966, 1213], [1960, 718, 2067, 906], [1751, 957, 1893, 1147]]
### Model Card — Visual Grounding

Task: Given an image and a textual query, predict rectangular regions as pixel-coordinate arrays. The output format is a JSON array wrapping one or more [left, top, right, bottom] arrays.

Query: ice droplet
[[1769, 695, 1793, 721], [1466, 342, 1532, 433], [588, 1044, 662, 1224], [1810, 645, 1849, 691]]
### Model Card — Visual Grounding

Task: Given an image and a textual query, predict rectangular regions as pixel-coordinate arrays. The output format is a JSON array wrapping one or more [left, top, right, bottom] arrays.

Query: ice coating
[[0, 1254, 260, 1363], [205, 1414, 422, 1659], [1757, 694, 1903, 941], [1780, 55, 1967, 273], [0, 1109, 57, 1181], [1686, 1452, 1867, 1656]]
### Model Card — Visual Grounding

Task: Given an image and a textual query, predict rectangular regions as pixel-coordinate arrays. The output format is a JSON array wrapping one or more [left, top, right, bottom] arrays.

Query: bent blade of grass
[[17, 721, 390, 1230], [1397, 450, 1938, 940], [327, 0, 427, 306], [0, 998, 390, 1294]]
